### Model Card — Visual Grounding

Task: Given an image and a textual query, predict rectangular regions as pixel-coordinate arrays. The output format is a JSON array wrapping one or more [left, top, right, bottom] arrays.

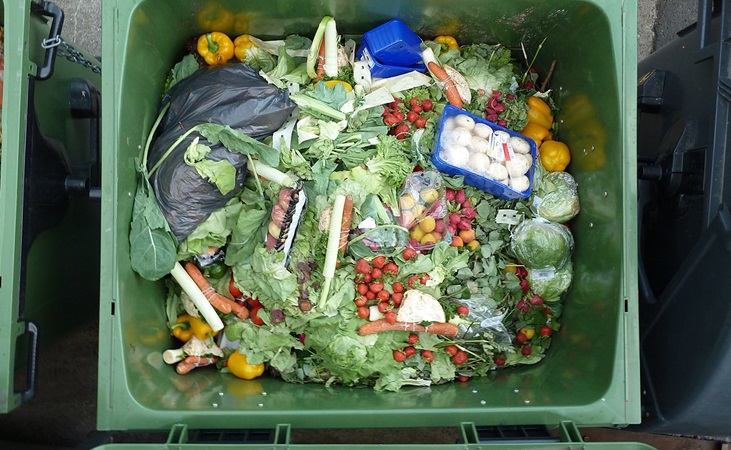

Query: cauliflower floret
[[396, 290, 446, 323]]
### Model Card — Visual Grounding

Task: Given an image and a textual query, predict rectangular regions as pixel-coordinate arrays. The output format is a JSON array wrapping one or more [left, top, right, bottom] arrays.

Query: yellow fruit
[[458, 228, 475, 244], [412, 204, 426, 219], [323, 80, 353, 91], [410, 226, 425, 241], [466, 240, 480, 252], [420, 233, 437, 245], [418, 217, 436, 233], [520, 326, 535, 339], [399, 194, 418, 210], [420, 188, 439, 204]]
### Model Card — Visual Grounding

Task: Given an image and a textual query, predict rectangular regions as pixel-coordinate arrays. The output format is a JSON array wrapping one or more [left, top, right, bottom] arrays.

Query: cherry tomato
[[420, 274, 430, 284], [444, 345, 459, 356], [250, 306, 265, 326], [365, 291, 376, 300], [382, 262, 399, 276], [229, 276, 243, 298], [385, 310, 398, 324], [421, 350, 434, 363], [363, 274, 372, 283], [402, 248, 417, 260], [393, 350, 407, 362], [355, 258, 372, 275], [391, 292, 403, 306], [408, 275, 419, 288], [377, 301, 389, 313], [452, 350, 468, 365], [369, 282, 384, 293]]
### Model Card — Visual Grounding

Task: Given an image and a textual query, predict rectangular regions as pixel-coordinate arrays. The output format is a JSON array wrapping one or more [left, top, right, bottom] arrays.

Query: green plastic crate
[[0, 0, 102, 413], [98, 0, 639, 442]]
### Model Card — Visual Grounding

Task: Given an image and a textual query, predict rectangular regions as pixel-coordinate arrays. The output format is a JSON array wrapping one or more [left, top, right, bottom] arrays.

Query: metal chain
[[57, 38, 101, 74]]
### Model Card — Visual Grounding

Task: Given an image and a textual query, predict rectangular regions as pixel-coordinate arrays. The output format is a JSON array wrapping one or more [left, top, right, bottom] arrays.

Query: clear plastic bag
[[457, 296, 512, 344], [398, 171, 451, 251]]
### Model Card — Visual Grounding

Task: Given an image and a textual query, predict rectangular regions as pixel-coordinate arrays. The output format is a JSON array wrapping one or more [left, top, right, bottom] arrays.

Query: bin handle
[[31, 0, 64, 80], [20, 321, 39, 403]]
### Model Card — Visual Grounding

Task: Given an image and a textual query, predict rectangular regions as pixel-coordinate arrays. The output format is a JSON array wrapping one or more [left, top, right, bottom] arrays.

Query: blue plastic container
[[432, 105, 538, 200], [361, 18, 423, 66], [357, 43, 426, 78]]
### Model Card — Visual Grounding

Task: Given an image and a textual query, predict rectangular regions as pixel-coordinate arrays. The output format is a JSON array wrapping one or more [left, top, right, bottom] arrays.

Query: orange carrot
[[427, 61, 463, 108], [339, 196, 354, 254], [315, 39, 326, 81], [358, 320, 459, 337], [184, 262, 249, 320], [176, 356, 220, 375]]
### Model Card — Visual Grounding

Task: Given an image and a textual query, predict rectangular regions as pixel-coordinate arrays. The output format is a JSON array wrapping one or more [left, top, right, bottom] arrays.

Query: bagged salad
[[132, 16, 581, 391]]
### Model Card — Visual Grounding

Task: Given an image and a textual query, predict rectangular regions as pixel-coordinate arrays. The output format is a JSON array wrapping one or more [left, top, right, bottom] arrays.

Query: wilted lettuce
[[510, 218, 574, 269], [534, 171, 580, 223]]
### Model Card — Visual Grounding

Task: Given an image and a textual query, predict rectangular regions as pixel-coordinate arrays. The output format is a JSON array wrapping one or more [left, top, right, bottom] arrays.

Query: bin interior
[[100, 0, 638, 431]]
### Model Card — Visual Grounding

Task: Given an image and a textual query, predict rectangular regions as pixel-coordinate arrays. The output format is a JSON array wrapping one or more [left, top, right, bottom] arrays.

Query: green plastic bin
[[0, 0, 102, 413], [98, 0, 639, 444]]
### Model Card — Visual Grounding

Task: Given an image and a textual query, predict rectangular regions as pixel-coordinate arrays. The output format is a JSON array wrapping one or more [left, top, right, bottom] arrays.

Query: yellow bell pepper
[[234, 34, 257, 61], [171, 314, 218, 342], [197, 32, 234, 66], [540, 140, 571, 172], [227, 351, 265, 380], [434, 35, 459, 51], [520, 122, 553, 148], [526, 96, 554, 130]]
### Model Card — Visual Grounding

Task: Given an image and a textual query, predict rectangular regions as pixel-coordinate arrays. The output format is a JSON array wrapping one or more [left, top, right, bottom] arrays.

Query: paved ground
[[0, 1, 726, 449]]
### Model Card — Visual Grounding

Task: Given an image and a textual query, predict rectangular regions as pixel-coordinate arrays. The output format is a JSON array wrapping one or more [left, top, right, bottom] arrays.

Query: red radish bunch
[[484, 90, 509, 128], [353, 256, 404, 320], [382, 97, 433, 140]]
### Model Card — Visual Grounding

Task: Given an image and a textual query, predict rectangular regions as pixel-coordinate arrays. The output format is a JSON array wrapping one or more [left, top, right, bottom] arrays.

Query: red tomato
[[357, 306, 370, 319], [250, 306, 265, 326], [540, 325, 553, 337], [393, 350, 407, 362], [355, 258, 372, 275], [372, 256, 387, 268], [391, 292, 403, 306], [421, 350, 434, 363], [444, 345, 459, 356], [385, 310, 398, 324], [229, 276, 243, 298], [377, 301, 389, 314], [452, 350, 468, 365], [382, 262, 399, 276], [365, 291, 376, 300]]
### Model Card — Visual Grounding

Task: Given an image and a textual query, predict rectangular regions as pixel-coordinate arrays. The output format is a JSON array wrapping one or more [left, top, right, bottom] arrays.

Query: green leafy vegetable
[[534, 171, 581, 223], [510, 218, 574, 269], [528, 261, 573, 301], [183, 137, 237, 195]]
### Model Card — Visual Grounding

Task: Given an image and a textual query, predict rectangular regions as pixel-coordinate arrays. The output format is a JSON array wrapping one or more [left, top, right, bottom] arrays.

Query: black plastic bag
[[148, 64, 295, 241]]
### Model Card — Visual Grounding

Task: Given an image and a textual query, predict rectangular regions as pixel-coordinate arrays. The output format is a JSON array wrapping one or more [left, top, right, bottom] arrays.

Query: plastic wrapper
[[456, 297, 512, 344], [398, 171, 450, 251], [265, 184, 308, 266], [148, 64, 296, 241], [510, 218, 574, 270], [528, 261, 573, 302], [533, 171, 580, 223]]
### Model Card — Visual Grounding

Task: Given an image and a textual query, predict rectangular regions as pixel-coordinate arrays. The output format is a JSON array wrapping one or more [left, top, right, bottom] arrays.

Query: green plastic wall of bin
[[0, 0, 102, 413], [98, 0, 639, 435]]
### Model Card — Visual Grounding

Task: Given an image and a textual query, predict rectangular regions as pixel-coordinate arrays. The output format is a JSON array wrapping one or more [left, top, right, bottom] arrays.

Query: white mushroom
[[470, 135, 491, 154], [506, 155, 532, 177], [447, 126, 473, 147], [454, 114, 475, 131], [486, 162, 509, 182], [467, 152, 492, 175], [441, 144, 470, 167], [509, 175, 531, 192], [474, 123, 493, 139], [510, 136, 532, 154]]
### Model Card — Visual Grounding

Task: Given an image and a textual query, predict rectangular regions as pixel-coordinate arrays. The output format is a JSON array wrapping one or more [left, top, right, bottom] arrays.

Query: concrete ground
[[0, 0, 726, 448]]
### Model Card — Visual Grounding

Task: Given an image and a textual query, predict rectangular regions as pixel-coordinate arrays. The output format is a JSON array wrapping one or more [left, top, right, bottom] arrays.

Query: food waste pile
[[131, 17, 580, 391]]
